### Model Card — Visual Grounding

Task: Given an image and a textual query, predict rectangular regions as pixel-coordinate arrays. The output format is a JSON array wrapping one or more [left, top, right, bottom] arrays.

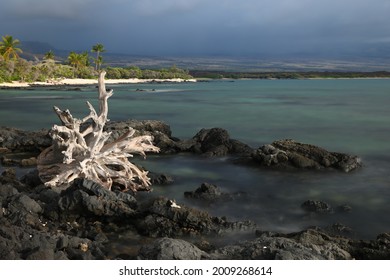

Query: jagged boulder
[[212, 229, 353, 260], [1, 124, 256, 158], [188, 128, 253, 157], [58, 179, 138, 219], [138, 238, 208, 260], [134, 196, 255, 238], [148, 172, 174, 185], [252, 139, 362, 172], [184, 182, 245, 203], [301, 200, 333, 213], [0, 126, 51, 153]]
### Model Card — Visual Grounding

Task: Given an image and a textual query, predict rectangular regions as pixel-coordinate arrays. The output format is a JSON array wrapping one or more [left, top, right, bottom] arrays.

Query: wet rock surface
[[212, 229, 353, 260], [188, 128, 254, 157], [138, 238, 208, 260], [134, 196, 255, 238], [106, 125, 253, 156], [184, 182, 245, 203], [0, 168, 389, 260], [2, 123, 388, 260], [252, 139, 362, 172], [2, 124, 362, 170], [301, 200, 333, 214], [58, 178, 138, 220], [1, 123, 252, 157], [148, 172, 175, 185], [136, 227, 390, 260], [0, 126, 51, 153], [0, 175, 107, 259]]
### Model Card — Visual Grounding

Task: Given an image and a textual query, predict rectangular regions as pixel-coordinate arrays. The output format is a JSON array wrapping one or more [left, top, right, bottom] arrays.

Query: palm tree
[[96, 55, 103, 71], [44, 50, 55, 61], [91, 43, 105, 71], [68, 51, 84, 76], [81, 51, 90, 67], [0, 35, 23, 61]]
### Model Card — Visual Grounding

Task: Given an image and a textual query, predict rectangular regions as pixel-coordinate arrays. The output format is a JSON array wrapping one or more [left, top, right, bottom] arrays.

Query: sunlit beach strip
[[0, 78, 197, 88]]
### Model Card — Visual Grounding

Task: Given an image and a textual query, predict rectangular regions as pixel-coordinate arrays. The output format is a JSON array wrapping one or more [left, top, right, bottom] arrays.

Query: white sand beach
[[0, 78, 197, 88]]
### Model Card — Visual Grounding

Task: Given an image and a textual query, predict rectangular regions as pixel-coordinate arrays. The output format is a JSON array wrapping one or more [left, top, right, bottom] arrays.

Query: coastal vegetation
[[0, 35, 193, 84], [2, 34, 390, 84], [105, 65, 192, 79], [0, 35, 22, 61], [91, 43, 105, 71]]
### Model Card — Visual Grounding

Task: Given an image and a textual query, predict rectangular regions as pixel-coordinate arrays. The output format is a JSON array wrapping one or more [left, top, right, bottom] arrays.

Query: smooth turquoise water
[[1, 79, 390, 239]]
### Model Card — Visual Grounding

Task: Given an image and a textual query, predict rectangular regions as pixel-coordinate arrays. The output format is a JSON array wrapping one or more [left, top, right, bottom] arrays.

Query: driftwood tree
[[37, 71, 159, 191]]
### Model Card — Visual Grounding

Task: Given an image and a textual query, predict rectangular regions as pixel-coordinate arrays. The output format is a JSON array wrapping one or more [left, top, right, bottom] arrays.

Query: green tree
[[0, 35, 23, 61], [105, 67, 122, 79], [67, 51, 95, 78], [96, 55, 103, 70], [127, 66, 142, 78], [41, 50, 55, 79], [81, 51, 91, 67], [44, 50, 55, 61], [91, 43, 105, 71], [52, 64, 74, 79], [68, 51, 84, 77], [14, 59, 33, 82]]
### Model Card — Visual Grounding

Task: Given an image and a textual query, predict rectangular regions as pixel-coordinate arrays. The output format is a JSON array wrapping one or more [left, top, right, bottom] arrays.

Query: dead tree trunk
[[37, 71, 159, 192]]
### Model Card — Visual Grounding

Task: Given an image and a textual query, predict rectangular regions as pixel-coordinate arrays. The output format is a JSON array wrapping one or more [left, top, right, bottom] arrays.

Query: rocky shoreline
[[1, 120, 389, 260]]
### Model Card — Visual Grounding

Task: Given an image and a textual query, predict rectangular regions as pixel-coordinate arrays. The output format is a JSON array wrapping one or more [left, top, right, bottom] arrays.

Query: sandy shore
[[0, 78, 197, 88]]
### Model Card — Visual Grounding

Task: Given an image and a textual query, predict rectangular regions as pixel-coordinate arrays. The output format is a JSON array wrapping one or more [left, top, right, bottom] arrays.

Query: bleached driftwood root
[[37, 71, 160, 192]]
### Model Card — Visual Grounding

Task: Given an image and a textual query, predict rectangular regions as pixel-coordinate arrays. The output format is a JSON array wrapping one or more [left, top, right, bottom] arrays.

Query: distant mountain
[[18, 40, 169, 66], [16, 41, 390, 72], [21, 41, 57, 54], [19, 41, 68, 61]]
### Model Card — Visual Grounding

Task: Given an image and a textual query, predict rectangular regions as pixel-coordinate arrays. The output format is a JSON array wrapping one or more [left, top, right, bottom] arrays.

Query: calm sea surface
[[1, 79, 389, 240]]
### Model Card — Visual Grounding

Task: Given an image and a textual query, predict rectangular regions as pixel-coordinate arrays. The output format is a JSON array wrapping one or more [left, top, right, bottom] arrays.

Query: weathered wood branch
[[37, 71, 160, 192]]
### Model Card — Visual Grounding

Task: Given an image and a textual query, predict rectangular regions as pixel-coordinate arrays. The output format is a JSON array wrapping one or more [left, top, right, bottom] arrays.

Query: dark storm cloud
[[1, 0, 390, 57], [2, 0, 93, 20]]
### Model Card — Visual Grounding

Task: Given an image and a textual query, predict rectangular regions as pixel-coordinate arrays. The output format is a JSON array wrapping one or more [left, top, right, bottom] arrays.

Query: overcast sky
[[1, 0, 390, 58]]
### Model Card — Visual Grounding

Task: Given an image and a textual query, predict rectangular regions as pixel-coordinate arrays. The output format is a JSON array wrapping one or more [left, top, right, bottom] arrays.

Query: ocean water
[[1, 79, 390, 240]]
